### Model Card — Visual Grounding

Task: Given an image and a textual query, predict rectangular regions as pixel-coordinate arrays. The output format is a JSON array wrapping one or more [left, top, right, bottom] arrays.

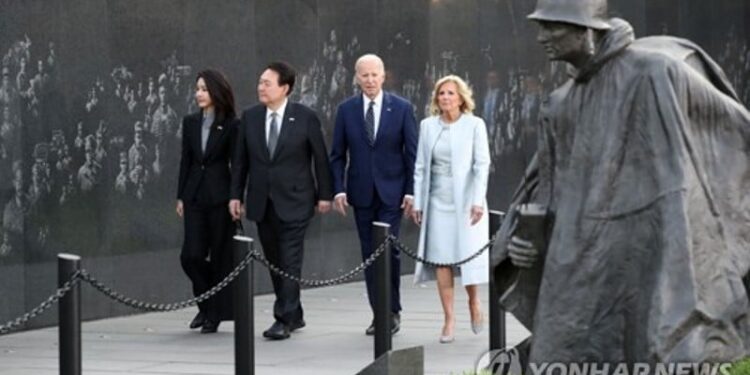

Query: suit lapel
[[191, 115, 205, 160], [449, 117, 462, 172], [255, 108, 271, 161], [427, 118, 442, 153], [376, 92, 393, 145], [271, 103, 295, 160], [202, 118, 224, 161], [353, 95, 370, 145]]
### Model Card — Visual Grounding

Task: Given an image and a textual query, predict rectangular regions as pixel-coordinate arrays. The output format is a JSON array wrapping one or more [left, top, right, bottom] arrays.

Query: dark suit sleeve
[[227, 117, 239, 165], [329, 104, 348, 195], [308, 111, 334, 200], [402, 104, 418, 196], [230, 112, 249, 202], [177, 116, 191, 200]]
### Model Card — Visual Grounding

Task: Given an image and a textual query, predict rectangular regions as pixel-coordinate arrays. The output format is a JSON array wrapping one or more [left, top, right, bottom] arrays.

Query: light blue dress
[[425, 121, 461, 264]]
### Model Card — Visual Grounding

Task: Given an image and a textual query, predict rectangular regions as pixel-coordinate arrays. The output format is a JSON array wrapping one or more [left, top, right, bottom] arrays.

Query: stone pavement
[[0, 275, 529, 375]]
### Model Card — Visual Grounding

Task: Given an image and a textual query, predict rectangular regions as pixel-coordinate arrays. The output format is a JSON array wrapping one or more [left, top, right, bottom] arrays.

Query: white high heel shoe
[[439, 333, 455, 343], [471, 314, 484, 334], [439, 322, 455, 343], [471, 308, 484, 334]]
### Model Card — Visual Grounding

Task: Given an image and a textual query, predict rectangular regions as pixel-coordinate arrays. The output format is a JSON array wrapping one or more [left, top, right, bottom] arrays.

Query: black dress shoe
[[365, 314, 400, 336], [289, 319, 306, 332], [391, 313, 401, 335], [189, 312, 205, 329], [263, 321, 290, 340], [201, 320, 220, 334], [365, 321, 376, 336]]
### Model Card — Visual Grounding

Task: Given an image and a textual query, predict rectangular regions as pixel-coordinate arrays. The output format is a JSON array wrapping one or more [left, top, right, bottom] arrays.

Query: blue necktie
[[365, 101, 375, 145]]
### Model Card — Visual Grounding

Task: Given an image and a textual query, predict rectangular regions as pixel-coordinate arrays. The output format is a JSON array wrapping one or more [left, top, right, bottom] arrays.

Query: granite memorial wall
[[0, 0, 746, 327]]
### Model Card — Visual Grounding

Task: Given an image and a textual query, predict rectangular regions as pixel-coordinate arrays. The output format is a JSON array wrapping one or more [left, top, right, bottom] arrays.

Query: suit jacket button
[[201, 165, 205, 170]]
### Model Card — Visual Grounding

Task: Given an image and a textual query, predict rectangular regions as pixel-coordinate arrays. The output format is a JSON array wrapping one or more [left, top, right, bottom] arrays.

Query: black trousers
[[256, 199, 309, 325], [181, 202, 233, 322]]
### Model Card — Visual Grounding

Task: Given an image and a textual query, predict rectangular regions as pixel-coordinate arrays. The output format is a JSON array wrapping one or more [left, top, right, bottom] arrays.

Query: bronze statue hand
[[508, 235, 537, 268]]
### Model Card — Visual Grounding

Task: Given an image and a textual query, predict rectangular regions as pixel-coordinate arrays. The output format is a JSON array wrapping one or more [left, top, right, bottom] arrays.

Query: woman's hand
[[229, 199, 244, 221], [317, 200, 332, 214], [176, 200, 184, 218], [469, 205, 483, 225], [412, 210, 423, 226]]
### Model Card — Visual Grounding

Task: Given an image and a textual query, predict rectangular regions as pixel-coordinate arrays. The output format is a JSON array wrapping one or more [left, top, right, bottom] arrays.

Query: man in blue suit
[[329, 54, 418, 335]]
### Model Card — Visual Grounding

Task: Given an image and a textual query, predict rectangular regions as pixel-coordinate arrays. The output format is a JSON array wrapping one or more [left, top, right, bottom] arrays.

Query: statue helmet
[[527, 0, 611, 30]]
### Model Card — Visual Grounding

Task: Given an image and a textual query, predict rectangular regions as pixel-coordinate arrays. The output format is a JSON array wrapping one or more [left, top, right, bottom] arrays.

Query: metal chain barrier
[[0, 234, 496, 333], [0, 237, 387, 330], [79, 250, 254, 312], [0, 271, 81, 335], [253, 236, 393, 287], [392, 235, 497, 268]]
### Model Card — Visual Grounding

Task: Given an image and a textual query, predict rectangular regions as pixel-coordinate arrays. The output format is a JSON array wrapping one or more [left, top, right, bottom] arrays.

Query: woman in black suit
[[176, 69, 238, 333]]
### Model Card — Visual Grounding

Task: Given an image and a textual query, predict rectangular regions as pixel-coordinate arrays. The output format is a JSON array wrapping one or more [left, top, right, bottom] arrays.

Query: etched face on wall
[[134, 124, 143, 144], [158, 85, 167, 104], [119, 152, 127, 172], [84, 136, 94, 161], [31, 163, 42, 186], [486, 71, 500, 89], [12, 166, 23, 193]]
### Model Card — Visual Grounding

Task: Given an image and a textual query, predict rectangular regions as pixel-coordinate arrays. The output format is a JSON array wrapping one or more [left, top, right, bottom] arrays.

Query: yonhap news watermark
[[522, 363, 732, 375], [475, 348, 734, 375]]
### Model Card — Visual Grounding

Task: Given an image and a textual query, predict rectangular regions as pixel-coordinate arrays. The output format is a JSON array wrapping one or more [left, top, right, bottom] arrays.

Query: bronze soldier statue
[[493, 0, 750, 366]]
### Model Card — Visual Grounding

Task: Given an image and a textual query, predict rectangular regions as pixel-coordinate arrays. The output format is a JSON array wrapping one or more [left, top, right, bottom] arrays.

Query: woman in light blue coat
[[412, 75, 490, 343]]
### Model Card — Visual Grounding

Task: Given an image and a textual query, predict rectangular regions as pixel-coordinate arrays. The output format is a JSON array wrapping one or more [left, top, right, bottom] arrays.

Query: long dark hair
[[196, 69, 236, 122]]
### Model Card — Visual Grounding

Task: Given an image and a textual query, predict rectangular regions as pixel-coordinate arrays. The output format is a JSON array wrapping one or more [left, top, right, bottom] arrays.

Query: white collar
[[362, 91, 383, 108], [267, 98, 289, 119]]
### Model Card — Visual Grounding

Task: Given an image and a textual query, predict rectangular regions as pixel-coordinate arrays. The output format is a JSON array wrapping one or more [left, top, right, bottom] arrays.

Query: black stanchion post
[[372, 221, 392, 359], [58, 253, 82, 375], [233, 235, 254, 375], [489, 210, 506, 351]]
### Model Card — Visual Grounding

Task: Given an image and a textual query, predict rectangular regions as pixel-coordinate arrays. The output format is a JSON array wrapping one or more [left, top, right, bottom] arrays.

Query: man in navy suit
[[329, 54, 418, 335], [230, 61, 333, 340]]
